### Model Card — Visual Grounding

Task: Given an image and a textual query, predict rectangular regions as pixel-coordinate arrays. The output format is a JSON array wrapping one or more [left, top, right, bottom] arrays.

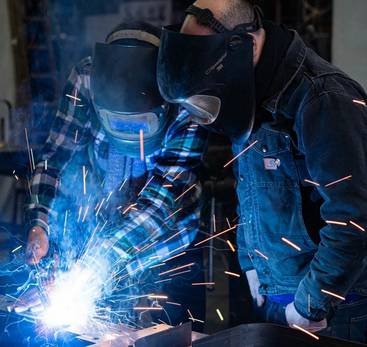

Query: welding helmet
[[91, 22, 170, 157], [157, 6, 263, 143]]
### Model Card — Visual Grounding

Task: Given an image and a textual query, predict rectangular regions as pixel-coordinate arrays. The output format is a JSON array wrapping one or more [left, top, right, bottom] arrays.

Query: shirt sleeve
[[101, 110, 208, 274], [294, 89, 367, 321], [25, 60, 92, 236]]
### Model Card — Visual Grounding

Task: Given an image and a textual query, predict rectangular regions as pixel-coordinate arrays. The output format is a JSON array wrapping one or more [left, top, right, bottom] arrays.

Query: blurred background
[[0, 0, 366, 335]]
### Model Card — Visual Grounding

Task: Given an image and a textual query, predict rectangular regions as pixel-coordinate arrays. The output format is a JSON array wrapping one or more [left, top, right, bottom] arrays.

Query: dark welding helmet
[[91, 22, 170, 157], [157, 6, 263, 142]]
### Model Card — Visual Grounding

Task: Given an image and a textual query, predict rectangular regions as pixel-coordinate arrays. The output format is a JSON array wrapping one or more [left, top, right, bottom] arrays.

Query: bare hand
[[26, 226, 49, 265]]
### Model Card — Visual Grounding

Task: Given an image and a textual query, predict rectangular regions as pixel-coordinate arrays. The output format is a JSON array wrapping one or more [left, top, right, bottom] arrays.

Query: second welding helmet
[[91, 22, 170, 157], [158, 6, 263, 143]]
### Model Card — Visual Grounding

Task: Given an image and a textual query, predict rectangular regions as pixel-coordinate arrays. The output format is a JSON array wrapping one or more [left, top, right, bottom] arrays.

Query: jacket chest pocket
[[245, 127, 299, 188]]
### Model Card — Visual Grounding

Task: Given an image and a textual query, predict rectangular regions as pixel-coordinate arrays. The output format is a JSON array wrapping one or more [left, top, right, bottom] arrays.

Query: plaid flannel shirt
[[25, 57, 207, 275]]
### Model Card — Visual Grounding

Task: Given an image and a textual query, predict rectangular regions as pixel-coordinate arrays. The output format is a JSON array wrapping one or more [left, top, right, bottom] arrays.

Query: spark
[[159, 263, 195, 276], [227, 240, 236, 252], [223, 140, 258, 168], [163, 228, 188, 243], [304, 179, 320, 187], [325, 175, 352, 188], [226, 217, 231, 229], [30, 149, 36, 171], [119, 178, 128, 191], [66, 91, 82, 104], [138, 176, 155, 196], [140, 129, 144, 161], [308, 294, 311, 314], [224, 271, 241, 278], [174, 184, 197, 202], [326, 220, 347, 226], [105, 191, 113, 203], [172, 171, 183, 181], [13, 170, 19, 181], [95, 198, 105, 216], [166, 301, 181, 306], [77, 205, 83, 222], [44, 160, 47, 171], [82, 166, 87, 195], [163, 184, 173, 188], [216, 308, 224, 321], [24, 128, 33, 173], [292, 325, 319, 340], [82, 205, 90, 223], [349, 220, 365, 232], [188, 317, 205, 324], [321, 289, 345, 301], [74, 129, 79, 143], [155, 278, 172, 284], [353, 99, 366, 106], [165, 252, 187, 263], [169, 269, 192, 277], [281, 237, 301, 251], [195, 225, 237, 247], [165, 208, 182, 221], [149, 263, 166, 269], [255, 249, 269, 260], [148, 295, 168, 300], [192, 282, 215, 286], [133, 307, 163, 311], [11, 245, 22, 253]]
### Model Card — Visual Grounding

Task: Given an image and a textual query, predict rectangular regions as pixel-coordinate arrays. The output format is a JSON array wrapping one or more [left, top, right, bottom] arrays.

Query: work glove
[[246, 269, 265, 307], [26, 226, 49, 265], [286, 302, 327, 332]]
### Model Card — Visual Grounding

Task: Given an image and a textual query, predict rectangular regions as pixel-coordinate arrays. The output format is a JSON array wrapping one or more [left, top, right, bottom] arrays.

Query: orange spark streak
[[326, 220, 347, 226], [281, 237, 301, 251], [166, 301, 181, 306], [353, 99, 366, 106], [174, 184, 197, 202], [159, 262, 195, 276], [325, 175, 352, 188], [321, 289, 345, 301], [172, 171, 183, 181], [165, 252, 187, 262], [170, 269, 192, 277], [223, 140, 258, 168], [165, 208, 182, 221], [192, 282, 215, 286], [304, 179, 320, 187], [224, 271, 241, 278], [349, 220, 365, 232], [255, 249, 269, 260], [123, 203, 137, 215], [292, 325, 320, 340], [148, 295, 168, 300], [163, 184, 173, 188], [227, 240, 236, 252], [138, 176, 155, 196], [163, 228, 188, 243], [194, 226, 237, 247], [139, 129, 144, 161], [133, 307, 163, 311]]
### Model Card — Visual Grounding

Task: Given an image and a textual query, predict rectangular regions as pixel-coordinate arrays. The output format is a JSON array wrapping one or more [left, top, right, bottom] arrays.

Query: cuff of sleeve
[[294, 279, 329, 321], [238, 252, 255, 272]]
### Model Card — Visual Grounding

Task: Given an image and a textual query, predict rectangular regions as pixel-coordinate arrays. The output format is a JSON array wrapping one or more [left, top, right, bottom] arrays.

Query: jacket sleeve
[[101, 111, 208, 275], [25, 64, 91, 236], [294, 89, 367, 321]]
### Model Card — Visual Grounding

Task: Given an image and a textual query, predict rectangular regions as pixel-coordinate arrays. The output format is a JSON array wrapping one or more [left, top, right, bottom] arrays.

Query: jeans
[[252, 297, 367, 344]]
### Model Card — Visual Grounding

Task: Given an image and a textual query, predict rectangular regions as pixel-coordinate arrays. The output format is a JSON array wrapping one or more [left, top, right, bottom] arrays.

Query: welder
[[22, 21, 205, 326], [157, 0, 367, 343]]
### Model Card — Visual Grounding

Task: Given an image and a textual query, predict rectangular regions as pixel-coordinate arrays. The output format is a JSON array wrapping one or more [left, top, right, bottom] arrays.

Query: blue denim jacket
[[234, 31, 367, 321]]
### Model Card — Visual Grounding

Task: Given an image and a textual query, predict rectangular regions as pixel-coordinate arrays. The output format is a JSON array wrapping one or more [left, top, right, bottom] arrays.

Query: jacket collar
[[262, 31, 307, 114]]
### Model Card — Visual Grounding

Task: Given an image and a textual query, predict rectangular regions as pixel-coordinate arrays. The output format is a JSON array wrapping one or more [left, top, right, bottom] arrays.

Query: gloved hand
[[246, 269, 265, 307], [26, 226, 49, 265], [286, 302, 327, 332]]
